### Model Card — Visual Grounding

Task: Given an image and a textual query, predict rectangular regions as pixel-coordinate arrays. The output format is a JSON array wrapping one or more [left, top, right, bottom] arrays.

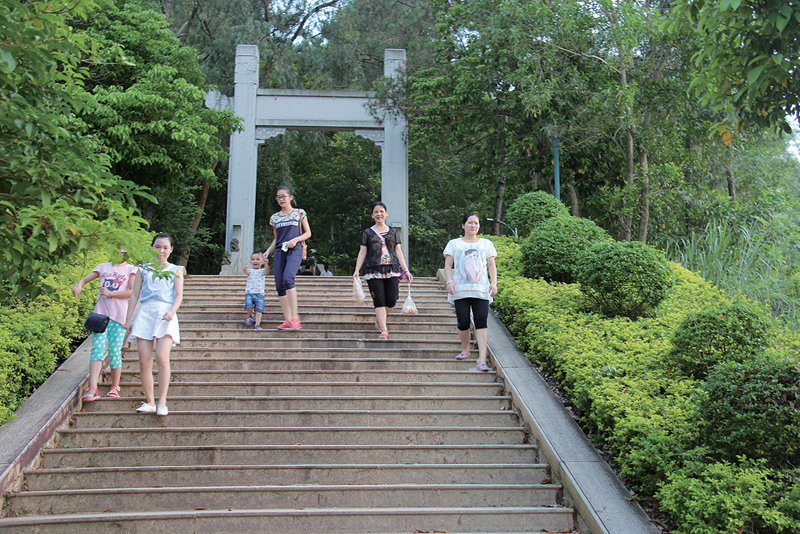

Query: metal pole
[[551, 136, 561, 201]]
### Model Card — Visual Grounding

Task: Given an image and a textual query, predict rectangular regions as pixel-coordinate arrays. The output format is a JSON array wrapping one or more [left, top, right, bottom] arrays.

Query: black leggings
[[454, 298, 489, 331], [367, 277, 400, 308]]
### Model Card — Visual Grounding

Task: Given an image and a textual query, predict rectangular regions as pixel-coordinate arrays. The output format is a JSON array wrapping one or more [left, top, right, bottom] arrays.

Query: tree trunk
[[493, 173, 507, 236], [567, 184, 580, 216], [618, 60, 635, 242], [178, 162, 218, 269], [637, 150, 649, 243], [727, 168, 737, 202]]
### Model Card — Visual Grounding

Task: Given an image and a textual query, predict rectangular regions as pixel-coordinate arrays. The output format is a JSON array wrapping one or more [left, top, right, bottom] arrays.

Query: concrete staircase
[[0, 275, 577, 533]]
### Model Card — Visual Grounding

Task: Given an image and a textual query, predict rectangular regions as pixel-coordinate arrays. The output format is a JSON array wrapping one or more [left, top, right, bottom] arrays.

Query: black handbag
[[84, 312, 109, 333], [84, 294, 111, 333]]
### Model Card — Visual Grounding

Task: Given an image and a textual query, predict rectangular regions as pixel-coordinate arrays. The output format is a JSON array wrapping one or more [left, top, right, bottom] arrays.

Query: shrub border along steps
[[0, 338, 91, 496], [433, 269, 660, 534], [0, 278, 659, 534]]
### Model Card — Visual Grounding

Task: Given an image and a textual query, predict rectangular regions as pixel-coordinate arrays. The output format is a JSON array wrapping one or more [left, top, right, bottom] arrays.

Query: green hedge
[[0, 250, 105, 425], [488, 236, 800, 533], [504, 190, 569, 239]]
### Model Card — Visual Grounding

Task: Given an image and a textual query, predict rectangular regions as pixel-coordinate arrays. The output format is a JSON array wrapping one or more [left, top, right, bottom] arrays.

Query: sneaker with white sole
[[136, 402, 156, 413], [156, 404, 169, 416]]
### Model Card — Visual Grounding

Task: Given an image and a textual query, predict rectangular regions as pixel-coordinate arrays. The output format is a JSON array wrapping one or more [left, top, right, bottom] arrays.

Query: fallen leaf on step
[[195, 507, 206, 510], [434, 530, 448, 533]]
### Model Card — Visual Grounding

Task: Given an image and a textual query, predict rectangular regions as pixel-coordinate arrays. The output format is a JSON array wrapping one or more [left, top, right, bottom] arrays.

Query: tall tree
[[75, 0, 241, 268], [0, 0, 152, 298]]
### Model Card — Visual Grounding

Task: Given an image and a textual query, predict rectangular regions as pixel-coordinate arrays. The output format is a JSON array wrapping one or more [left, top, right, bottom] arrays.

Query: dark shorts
[[454, 298, 489, 330], [367, 277, 400, 309]]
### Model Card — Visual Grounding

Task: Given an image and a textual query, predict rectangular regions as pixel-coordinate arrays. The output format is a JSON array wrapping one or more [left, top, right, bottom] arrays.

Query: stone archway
[[207, 46, 408, 274]]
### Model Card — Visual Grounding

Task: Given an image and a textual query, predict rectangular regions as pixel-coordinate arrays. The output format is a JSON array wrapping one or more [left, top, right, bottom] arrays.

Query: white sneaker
[[156, 404, 169, 416], [136, 402, 156, 413]]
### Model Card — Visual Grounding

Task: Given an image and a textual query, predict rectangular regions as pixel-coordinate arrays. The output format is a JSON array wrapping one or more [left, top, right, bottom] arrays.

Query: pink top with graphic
[[92, 262, 138, 325]]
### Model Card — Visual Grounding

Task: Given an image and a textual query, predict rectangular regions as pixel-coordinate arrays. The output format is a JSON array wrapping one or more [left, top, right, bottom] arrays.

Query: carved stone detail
[[355, 129, 384, 146], [256, 127, 287, 140]]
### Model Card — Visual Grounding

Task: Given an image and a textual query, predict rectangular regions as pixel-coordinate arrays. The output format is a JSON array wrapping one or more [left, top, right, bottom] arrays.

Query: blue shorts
[[244, 293, 265, 313]]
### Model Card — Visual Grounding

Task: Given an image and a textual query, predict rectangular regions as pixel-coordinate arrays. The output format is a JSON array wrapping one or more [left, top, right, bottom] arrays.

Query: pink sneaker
[[277, 319, 293, 330], [286, 317, 301, 330]]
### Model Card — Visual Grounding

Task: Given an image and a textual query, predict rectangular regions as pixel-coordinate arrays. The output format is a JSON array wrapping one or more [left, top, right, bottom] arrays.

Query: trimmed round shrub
[[575, 240, 675, 319], [521, 216, 610, 283], [668, 302, 772, 379], [696, 356, 800, 466], [504, 191, 569, 239]]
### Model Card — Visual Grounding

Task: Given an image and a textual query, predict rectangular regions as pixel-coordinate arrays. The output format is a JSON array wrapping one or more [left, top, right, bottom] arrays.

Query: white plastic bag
[[353, 277, 367, 304], [401, 283, 418, 314]]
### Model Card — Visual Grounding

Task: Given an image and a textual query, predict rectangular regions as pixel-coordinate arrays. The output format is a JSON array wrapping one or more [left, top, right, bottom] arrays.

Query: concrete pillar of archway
[[221, 45, 259, 275], [381, 49, 410, 264]]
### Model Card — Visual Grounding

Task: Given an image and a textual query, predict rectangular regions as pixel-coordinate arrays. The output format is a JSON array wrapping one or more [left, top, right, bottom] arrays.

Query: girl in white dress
[[124, 233, 184, 416]]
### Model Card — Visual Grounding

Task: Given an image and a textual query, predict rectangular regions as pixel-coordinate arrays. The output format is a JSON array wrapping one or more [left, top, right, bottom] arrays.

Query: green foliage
[[658, 460, 799, 534], [696, 356, 800, 467], [0, 249, 107, 425], [669, 0, 800, 129], [575, 241, 675, 319], [666, 217, 800, 326], [492, 251, 800, 529], [0, 0, 155, 298], [75, 0, 242, 266], [484, 235, 523, 278], [504, 191, 569, 239], [521, 216, 610, 283], [669, 303, 773, 379]]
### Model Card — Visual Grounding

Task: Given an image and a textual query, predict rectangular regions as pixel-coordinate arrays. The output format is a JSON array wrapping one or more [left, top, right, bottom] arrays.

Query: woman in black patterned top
[[353, 202, 413, 339]]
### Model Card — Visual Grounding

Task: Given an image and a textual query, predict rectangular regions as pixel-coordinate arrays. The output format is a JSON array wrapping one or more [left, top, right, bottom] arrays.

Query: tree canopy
[[0, 0, 152, 298], [670, 0, 800, 130]]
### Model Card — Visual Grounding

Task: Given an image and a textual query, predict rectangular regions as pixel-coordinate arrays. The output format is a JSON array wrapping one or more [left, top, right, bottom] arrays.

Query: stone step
[[24, 463, 550, 491], [179, 319, 456, 331], [173, 329, 458, 341], [131, 336, 462, 350], [112, 357, 486, 371], [0, 274, 579, 534], [121, 347, 469, 359], [80, 395, 513, 412], [55, 426, 527, 448], [69, 409, 519, 429], [117, 369, 497, 383], [108, 381, 503, 397], [41, 444, 541, 469], [9, 483, 561, 515], [0, 506, 575, 533], [179, 311, 456, 322]]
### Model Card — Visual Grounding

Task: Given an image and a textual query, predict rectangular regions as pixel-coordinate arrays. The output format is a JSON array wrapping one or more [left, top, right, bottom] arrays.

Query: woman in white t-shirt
[[443, 213, 498, 371]]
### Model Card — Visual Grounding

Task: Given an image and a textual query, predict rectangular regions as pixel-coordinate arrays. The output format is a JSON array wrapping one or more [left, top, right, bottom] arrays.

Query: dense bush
[[695, 356, 800, 467], [504, 190, 569, 239], [658, 460, 799, 534], [575, 240, 675, 319], [484, 235, 523, 278], [521, 216, 610, 283], [492, 251, 800, 532], [0, 250, 105, 425], [668, 302, 773, 379]]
